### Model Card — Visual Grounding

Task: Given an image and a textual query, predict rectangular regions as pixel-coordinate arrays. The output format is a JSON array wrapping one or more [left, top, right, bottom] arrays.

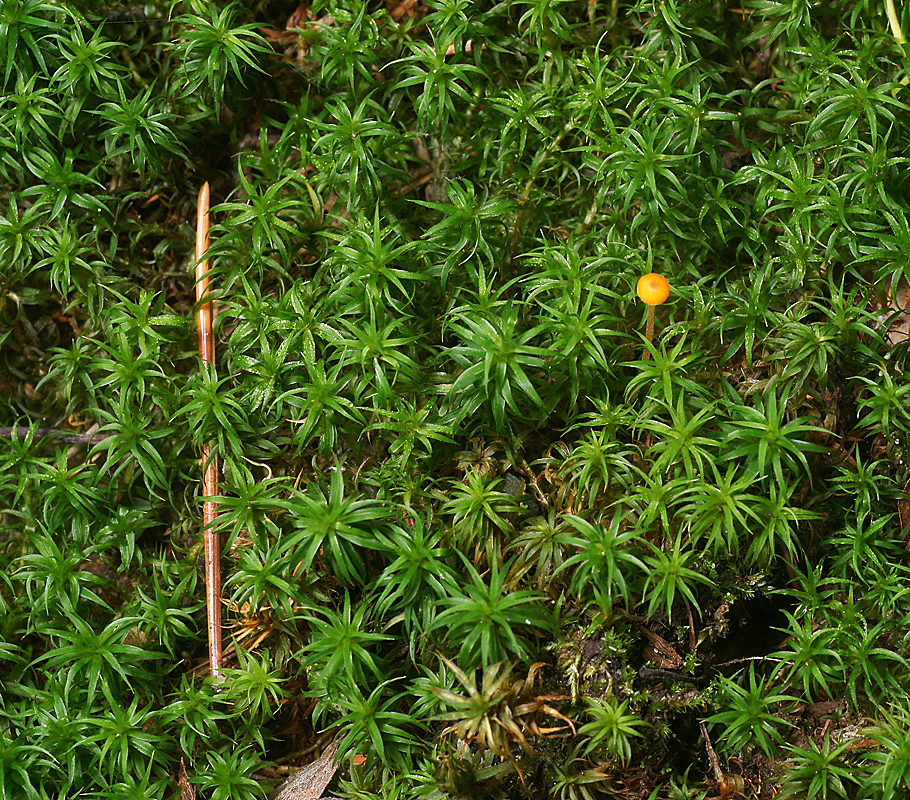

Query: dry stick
[[699, 721, 745, 796], [196, 181, 223, 678]]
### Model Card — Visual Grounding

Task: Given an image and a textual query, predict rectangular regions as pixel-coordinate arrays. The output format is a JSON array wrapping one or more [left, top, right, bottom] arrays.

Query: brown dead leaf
[[883, 277, 910, 346], [637, 624, 684, 669], [845, 737, 879, 750], [388, 0, 418, 20], [287, 3, 308, 29], [807, 700, 839, 720], [272, 740, 340, 800], [179, 758, 196, 800], [900, 477, 910, 551]]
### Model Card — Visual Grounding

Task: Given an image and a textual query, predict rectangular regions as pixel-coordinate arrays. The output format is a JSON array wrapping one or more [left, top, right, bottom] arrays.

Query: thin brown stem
[[196, 181, 223, 678], [643, 304, 655, 361], [699, 721, 724, 783]]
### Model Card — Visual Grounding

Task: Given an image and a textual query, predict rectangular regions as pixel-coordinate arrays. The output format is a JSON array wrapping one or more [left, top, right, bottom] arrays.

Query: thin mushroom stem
[[196, 181, 223, 678], [637, 273, 669, 362], [643, 304, 655, 361]]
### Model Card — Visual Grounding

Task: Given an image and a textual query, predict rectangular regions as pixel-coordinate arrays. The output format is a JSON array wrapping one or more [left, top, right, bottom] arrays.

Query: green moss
[[2, 0, 910, 796]]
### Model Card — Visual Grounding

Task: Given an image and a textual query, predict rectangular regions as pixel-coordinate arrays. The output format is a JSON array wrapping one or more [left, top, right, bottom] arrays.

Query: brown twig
[[699, 720, 745, 797], [700, 720, 724, 784], [196, 181, 223, 678]]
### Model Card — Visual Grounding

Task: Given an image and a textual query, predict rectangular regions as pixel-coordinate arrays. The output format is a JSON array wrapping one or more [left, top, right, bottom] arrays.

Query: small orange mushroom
[[636, 272, 670, 360], [637, 273, 670, 305]]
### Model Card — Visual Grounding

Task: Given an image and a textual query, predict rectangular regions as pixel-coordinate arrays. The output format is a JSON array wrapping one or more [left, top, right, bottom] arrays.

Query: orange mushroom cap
[[636, 273, 670, 305]]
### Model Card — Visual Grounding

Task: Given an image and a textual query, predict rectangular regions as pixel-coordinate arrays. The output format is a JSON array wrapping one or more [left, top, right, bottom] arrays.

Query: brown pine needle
[[196, 181, 223, 678]]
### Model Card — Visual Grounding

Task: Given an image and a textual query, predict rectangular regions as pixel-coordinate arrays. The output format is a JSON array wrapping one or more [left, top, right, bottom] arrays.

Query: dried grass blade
[[196, 181, 223, 677]]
